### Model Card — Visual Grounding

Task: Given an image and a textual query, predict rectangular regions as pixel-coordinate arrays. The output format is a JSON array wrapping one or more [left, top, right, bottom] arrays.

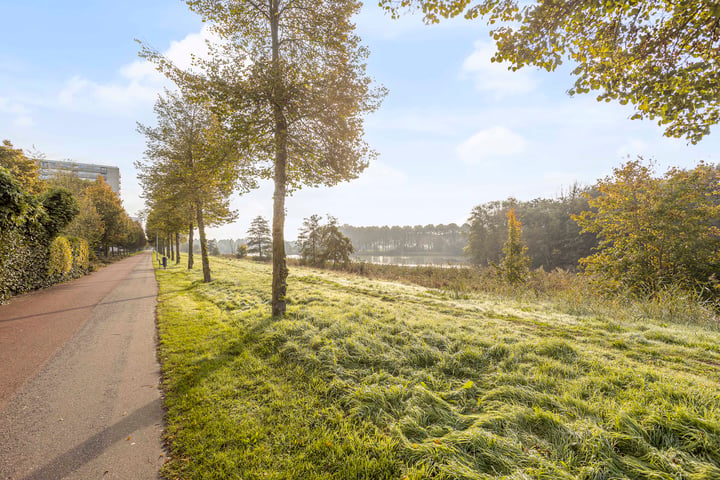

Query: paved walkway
[[0, 252, 164, 480]]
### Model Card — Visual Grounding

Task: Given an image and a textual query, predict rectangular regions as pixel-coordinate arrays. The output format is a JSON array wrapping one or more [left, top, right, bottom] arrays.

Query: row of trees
[[138, 0, 720, 315], [138, 0, 383, 316], [137, 92, 251, 282], [1, 140, 144, 256], [339, 223, 468, 255], [1, 140, 144, 301]]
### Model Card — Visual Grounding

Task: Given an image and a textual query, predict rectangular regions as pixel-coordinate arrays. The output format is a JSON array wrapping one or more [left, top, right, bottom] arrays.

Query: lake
[[351, 254, 467, 267]]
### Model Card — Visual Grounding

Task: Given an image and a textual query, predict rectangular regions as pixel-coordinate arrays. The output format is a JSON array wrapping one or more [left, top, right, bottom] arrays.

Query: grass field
[[154, 257, 720, 479]]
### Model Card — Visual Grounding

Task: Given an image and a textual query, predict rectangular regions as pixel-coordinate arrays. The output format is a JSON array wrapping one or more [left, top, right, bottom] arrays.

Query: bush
[[68, 236, 90, 277], [0, 166, 29, 229], [0, 224, 52, 302], [48, 236, 73, 277]]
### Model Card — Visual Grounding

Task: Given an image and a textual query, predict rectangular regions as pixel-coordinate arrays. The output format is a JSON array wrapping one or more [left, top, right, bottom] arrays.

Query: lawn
[[154, 257, 720, 479]]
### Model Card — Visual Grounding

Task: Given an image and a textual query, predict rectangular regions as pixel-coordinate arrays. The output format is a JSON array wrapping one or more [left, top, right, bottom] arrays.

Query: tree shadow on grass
[[169, 314, 279, 397]]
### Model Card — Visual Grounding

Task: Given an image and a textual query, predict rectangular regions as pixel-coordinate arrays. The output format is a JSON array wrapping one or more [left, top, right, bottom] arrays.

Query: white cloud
[[455, 126, 527, 164], [55, 25, 217, 114], [460, 41, 537, 97]]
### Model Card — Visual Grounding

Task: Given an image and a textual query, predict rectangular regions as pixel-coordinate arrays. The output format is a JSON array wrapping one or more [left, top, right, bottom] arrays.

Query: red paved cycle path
[[0, 252, 164, 479]]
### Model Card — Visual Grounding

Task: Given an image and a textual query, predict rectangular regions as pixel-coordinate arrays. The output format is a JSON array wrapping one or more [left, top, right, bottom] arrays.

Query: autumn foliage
[[574, 160, 720, 299]]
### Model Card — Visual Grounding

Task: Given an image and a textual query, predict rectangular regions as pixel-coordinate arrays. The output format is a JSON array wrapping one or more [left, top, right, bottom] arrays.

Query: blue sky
[[2, 0, 718, 240]]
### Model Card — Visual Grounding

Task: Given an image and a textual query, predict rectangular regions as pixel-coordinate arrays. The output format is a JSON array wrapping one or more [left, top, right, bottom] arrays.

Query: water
[[351, 254, 467, 267]]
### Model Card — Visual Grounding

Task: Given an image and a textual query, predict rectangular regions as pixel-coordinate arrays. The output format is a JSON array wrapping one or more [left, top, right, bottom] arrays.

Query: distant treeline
[[335, 185, 596, 271], [339, 224, 469, 256], [181, 238, 298, 256], [466, 185, 598, 271]]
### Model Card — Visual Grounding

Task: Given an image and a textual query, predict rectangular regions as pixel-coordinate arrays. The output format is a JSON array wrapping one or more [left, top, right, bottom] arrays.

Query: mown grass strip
[[155, 258, 720, 479]]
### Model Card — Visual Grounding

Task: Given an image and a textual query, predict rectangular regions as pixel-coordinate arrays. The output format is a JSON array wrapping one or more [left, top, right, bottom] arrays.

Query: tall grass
[[290, 259, 720, 328], [155, 258, 720, 479]]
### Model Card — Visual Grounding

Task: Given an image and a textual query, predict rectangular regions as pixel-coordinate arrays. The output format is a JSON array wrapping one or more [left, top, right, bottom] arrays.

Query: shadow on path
[[20, 398, 162, 480], [0, 295, 158, 324]]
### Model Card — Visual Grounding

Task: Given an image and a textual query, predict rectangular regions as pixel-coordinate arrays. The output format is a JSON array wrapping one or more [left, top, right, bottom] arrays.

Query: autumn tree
[[0, 140, 45, 195], [574, 160, 720, 297], [381, 0, 720, 143], [142, 0, 385, 316], [246, 216, 272, 260], [500, 209, 530, 284], [46, 172, 105, 251], [137, 91, 250, 281], [85, 176, 125, 256]]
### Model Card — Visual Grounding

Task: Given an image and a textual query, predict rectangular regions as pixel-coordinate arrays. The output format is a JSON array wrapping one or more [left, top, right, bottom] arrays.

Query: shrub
[[68, 236, 90, 277], [48, 236, 73, 277], [0, 226, 51, 302], [0, 166, 29, 228]]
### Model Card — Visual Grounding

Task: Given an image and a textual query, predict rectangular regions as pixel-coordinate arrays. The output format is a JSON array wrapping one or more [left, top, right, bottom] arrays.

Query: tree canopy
[[380, 0, 720, 143], [574, 160, 720, 297]]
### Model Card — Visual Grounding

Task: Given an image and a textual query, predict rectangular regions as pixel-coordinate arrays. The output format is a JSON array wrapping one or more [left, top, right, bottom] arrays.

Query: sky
[[2, 0, 719, 240]]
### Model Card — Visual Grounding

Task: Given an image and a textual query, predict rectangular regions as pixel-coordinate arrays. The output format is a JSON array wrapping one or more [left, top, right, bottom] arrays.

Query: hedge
[[0, 166, 82, 303]]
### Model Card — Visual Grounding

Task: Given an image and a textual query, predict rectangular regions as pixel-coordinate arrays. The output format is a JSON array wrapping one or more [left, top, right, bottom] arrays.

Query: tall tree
[[296, 214, 323, 266], [381, 0, 720, 143], [137, 91, 250, 281], [246, 216, 272, 260], [142, 0, 385, 316]]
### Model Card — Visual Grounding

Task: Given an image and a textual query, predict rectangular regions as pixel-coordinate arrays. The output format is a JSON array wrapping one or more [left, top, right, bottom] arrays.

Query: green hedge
[[48, 236, 73, 277], [0, 224, 53, 302], [0, 166, 81, 303]]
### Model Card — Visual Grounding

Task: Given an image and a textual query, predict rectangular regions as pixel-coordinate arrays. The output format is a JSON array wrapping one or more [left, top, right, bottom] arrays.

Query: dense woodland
[[465, 185, 598, 270]]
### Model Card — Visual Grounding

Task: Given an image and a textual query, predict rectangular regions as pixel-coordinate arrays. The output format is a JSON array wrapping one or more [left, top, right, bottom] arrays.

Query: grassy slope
[[155, 258, 720, 480]]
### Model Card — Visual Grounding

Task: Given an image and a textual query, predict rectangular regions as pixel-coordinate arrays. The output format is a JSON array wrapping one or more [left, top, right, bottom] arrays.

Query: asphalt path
[[0, 252, 164, 480]]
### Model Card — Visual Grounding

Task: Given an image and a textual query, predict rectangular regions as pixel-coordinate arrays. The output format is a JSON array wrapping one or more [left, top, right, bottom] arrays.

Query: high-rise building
[[36, 159, 121, 195]]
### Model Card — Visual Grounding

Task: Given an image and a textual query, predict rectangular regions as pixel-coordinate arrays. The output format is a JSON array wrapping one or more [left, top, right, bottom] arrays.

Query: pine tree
[[296, 214, 323, 266], [246, 216, 272, 260]]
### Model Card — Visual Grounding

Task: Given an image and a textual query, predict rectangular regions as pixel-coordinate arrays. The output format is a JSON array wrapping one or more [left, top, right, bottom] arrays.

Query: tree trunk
[[175, 232, 181, 264], [170, 235, 175, 261], [196, 201, 212, 282], [188, 222, 194, 269], [270, 0, 288, 317]]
